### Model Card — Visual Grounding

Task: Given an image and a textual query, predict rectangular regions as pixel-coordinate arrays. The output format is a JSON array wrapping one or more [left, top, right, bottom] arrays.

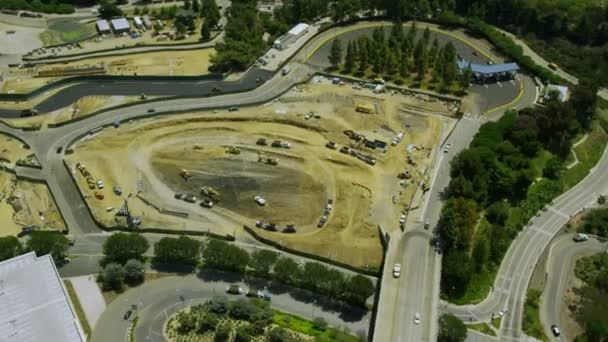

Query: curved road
[[92, 273, 371, 342], [540, 234, 607, 341]]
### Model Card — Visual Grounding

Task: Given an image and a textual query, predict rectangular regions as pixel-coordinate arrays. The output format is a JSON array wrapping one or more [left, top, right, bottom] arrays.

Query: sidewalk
[[69, 275, 106, 329]]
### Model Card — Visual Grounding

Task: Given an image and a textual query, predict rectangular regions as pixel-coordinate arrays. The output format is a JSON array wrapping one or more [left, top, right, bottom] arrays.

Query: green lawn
[[530, 149, 554, 179], [40, 19, 96, 46], [272, 311, 360, 342], [64, 280, 91, 340], [466, 322, 496, 336], [522, 289, 549, 341], [447, 267, 497, 305], [492, 316, 502, 329], [562, 121, 608, 188]]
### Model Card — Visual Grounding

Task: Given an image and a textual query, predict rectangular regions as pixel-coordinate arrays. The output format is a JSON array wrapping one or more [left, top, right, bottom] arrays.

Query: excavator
[[180, 169, 193, 181], [257, 152, 278, 166], [201, 186, 221, 202]]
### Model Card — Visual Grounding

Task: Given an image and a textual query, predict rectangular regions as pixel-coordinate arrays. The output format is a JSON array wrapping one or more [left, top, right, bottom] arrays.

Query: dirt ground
[[0, 21, 43, 55], [0, 133, 30, 166], [66, 79, 451, 268], [1, 95, 147, 129], [0, 171, 66, 236]]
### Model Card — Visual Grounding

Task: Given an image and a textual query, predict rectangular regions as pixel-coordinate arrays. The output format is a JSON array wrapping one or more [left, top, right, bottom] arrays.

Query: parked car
[[124, 310, 133, 320], [212, 86, 222, 92], [573, 233, 589, 242], [96, 180, 104, 189], [550, 324, 560, 337], [174, 193, 185, 200], [393, 263, 401, 278], [200, 199, 214, 208], [226, 284, 243, 294], [113, 186, 122, 196], [443, 143, 452, 153], [254, 195, 266, 206], [424, 218, 431, 229], [414, 313, 421, 325], [184, 193, 197, 203]]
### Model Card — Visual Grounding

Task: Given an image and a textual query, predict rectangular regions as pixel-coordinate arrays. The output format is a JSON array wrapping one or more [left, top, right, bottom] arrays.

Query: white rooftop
[[111, 17, 130, 31], [96, 19, 110, 32], [0, 252, 85, 342], [133, 16, 143, 26], [288, 23, 309, 36]]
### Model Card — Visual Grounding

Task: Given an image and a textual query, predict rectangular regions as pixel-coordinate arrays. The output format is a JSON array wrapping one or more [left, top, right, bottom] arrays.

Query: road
[[92, 273, 371, 342], [540, 234, 607, 341]]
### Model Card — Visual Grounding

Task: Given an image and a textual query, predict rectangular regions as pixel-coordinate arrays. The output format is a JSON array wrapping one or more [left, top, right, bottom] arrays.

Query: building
[[457, 59, 520, 83], [273, 23, 309, 50], [133, 16, 143, 29], [0, 252, 85, 342], [111, 18, 131, 34], [95, 19, 111, 34], [142, 15, 152, 29]]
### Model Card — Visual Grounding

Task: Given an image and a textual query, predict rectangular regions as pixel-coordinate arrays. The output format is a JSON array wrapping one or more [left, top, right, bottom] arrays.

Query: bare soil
[[67, 80, 450, 268]]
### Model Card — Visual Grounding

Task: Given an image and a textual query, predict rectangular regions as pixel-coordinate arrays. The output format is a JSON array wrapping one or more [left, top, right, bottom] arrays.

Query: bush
[[268, 327, 290, 342], [124, 259, 145, 284], [102, 263, 125, 291], [313, 317, 328, 330], [229, 299, 257, 321], [214, 322, 231, 342], [198, 313, 219, 333], [206, 297, 229, 315]]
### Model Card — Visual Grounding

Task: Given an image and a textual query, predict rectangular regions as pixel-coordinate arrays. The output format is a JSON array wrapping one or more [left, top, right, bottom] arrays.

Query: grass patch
[[64, 280, 91, 340], [522, 289, 549, 342], [272, 310, 360, 342], [40, 19, 96, 46], [561, 121, 608, 188], [530, 149, 553, 178], [447, 266, 498, 305], [128, 316, 139, 342], [491, 316, 502, 329], [466, 322, 496, 336]]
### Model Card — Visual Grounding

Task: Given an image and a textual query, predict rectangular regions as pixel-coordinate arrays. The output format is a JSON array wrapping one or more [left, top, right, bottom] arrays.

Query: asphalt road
[[92, 274, 371, 342], [540, 234, 607, 342]]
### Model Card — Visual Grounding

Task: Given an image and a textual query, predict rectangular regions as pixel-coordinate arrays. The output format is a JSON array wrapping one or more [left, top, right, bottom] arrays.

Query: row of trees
[[98, 233, 374, 307], [202, 239, 375, 307], [439, 84, 599, 298], [574, 253, 608, 340], [329, 22, 466, 91], [0, 232, 71, 265], [0, 0, 74, 14]]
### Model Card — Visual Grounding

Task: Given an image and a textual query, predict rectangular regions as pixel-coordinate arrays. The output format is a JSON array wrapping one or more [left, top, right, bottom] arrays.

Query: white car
[[96, 180, 104, 189], [393, 263, 401, 278], [414, 313, 421, 325], [573, 233, 589, 242], [254, 196, 266, 206], [443, 143, 452, 153], [424, 218, 431, 229]]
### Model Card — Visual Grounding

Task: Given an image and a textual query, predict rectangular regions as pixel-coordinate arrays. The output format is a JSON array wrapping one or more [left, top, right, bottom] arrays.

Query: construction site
[[66, 77, 458, 269]]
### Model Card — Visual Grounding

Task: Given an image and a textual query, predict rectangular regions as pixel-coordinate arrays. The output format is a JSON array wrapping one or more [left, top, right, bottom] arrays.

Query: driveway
[[92, 272, 372, 342]]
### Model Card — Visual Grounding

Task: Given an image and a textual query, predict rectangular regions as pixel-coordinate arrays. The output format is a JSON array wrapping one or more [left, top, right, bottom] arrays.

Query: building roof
[[288, 23, 309, 36], [111, 18, 130, 31], [0, 252, 85, 342], [133, 16, 143, 26], [545, 84, 569, 102], [458, 60, 520, 75], [142, 15, 152, 26], [96, 19, 110, 32]]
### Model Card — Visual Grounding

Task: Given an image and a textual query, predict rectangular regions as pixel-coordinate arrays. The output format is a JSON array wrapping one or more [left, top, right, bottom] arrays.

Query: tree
[[201, 20, 211, 41], [176, 311, 197, 333], [344, 40, 355, 73], [202, 240, 249, 273], [441, 250, 473, 298], [201, 0, 220, 28], [124, 259, 145, 284], [437, 197, 478, 252], [328, 38, 343, 70], [98, 1, 123, 19], [343, 274, 374, 306], [102, 263, 125, 290], [234, 323, 256, 342], [438, 313, 467, 342], [248, 249, 278, 277], [313, 317, 328, 330], [192, 0, 200, 13], [272, 257, 300, 285], [153, 236, 200, 266], [214, 322, 231, 342], [26, 232, 70, 265], [133, 7, 140, 15], [543, 156, 564, 179], [460, 65, 472, 90], [206, 297, 230, 315], [102, 233, 149, 265], [0, 236, 22, 262], [472, 236, 490, 271], [229, 299, 257, 321], [183, 0, 191, 10]]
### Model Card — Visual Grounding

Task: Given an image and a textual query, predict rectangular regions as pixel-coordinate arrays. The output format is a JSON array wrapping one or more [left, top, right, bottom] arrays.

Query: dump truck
[[356, 103, 374, 114], [226, 146, 241, 154]]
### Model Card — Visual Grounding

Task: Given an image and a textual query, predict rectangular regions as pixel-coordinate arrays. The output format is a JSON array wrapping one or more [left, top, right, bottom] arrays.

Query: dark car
[[147, 108, 156, 113], [228, 107, 239, 112], [212, 86, 222, 92], [200, 199, 214, 208], [550, 325, 560, 337], [123, 310, 133, 320]]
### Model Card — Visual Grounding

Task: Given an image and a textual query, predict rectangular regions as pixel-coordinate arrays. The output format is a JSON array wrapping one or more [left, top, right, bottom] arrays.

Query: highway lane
[[540, 234, 607, 341], [0, 68, 273, 117], [92, 274, 372, 342]]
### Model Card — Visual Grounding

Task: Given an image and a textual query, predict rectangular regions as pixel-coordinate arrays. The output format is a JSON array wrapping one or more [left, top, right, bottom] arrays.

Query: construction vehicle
[[257, 152, 278, 165], [356, 103, 374, 114], [326, 141, 337, 149], [180, 169, 193, 181], [407, 156, 417, 166], [344, 130, 365, 141], [398, 171, 411, 179], [226, 146, 241, 154], [256, 138, 267, 146], [283, 224, 297, 233], [94, 191, 104, 200], [201, 186, 220, 202]]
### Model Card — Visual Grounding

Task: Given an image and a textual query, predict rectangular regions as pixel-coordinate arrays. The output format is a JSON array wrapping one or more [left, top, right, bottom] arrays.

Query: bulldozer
[[226, 146, 241, 155], [201, 186, 221, 202], [180, 169, 193, 181]]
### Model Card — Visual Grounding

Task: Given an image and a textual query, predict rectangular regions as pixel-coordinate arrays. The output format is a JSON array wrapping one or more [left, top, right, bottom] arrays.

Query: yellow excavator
[[201, 186, 221, 202], [180, 169, 193, 181]]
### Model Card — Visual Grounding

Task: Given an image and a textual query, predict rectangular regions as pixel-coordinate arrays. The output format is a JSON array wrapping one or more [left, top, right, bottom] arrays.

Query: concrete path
[[69, 275, 106, 328]]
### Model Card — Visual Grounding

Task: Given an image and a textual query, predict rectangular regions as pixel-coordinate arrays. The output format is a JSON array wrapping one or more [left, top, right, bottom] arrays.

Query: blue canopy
[[458, 60, 519, 75]]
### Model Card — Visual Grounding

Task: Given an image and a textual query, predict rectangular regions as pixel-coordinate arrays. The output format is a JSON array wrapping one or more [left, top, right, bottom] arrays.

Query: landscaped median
[[64, 279, 92, 340]]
